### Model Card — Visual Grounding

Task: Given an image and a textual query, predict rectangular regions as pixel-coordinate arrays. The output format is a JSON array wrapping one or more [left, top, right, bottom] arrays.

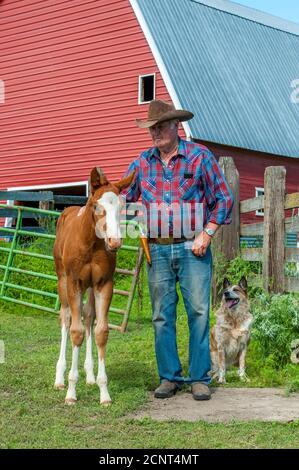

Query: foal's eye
[[94, 205, 105, 216]]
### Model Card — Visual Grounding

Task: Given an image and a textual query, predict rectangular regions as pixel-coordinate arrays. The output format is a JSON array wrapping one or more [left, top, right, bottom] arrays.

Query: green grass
[[1, 237, 299, 448], [1, 301, 299, 449]]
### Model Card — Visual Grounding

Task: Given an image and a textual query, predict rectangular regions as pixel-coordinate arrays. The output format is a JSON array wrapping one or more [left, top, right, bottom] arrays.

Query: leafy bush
[[251, 293, 299, 367], [212, 249, 263, 300], [225, 256, 263, 296]]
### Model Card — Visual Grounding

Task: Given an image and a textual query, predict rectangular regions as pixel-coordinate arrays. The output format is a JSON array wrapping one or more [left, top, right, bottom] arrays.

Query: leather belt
[[149, 237, 193, 245]]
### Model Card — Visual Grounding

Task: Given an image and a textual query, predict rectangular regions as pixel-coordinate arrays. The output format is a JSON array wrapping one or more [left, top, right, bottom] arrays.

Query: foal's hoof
[[54, 383, 65, 390], [65, 398, 77, 405], [101, 400, 112, 407], [86, 379, 96, 386]]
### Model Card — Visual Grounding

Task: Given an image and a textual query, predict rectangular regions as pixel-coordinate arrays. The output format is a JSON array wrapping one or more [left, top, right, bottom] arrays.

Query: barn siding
[[204, 141, 299, 223], [0, 0, 298, 230], [0, 0, 173, 189]]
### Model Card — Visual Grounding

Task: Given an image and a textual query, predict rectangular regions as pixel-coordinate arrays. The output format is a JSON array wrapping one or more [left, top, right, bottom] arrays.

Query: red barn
[[0, 0, 298, 225]]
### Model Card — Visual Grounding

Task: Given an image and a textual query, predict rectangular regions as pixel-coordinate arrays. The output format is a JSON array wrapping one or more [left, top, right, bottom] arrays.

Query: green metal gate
[[0, 203, 144, 332]]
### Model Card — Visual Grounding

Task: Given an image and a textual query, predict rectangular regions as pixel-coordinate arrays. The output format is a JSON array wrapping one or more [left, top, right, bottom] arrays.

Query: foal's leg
[[83, 288, 96, 385], [65, 278, 84, 404], [54, 274, 70, 389], [94, 281, 113, 405]]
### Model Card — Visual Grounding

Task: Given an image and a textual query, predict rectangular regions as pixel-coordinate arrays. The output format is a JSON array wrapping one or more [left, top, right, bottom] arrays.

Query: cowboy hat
[[136, 99, 194, 128]]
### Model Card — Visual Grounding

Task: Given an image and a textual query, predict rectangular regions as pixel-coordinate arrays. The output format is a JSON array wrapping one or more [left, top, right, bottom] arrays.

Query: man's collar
[[148, 137, 188, 160]]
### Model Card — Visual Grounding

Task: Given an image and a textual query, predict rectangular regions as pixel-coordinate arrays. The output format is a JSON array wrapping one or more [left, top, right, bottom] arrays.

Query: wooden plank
[[240, 192, 299, 214], [0, 209, 53, 218], [241, 248, 262, 261], [285, 248, 299, 263], [212, 156, 240, 307], [110, 307, 126, 315], [285, 217, 299, 233], [216, 156, 240, 259], [115, 268, 135, 276], [263, 166, 286, 294], [285, 192, 299, 210], [241, 248, 299, 262], [240, 195, 264, 214], [53, 195, 87, 205], [0, 191, 53, 202], [240, 222, 263, 236], [285, 277, 299, 293], [113, 289, 130, 296], [108, 324, 122, 331], [241, 218, 299, 236]]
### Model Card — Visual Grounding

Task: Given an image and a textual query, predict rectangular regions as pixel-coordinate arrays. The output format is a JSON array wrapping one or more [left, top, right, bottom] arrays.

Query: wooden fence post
[[212, 157, 240, 306], [262, 166, 286, 294]]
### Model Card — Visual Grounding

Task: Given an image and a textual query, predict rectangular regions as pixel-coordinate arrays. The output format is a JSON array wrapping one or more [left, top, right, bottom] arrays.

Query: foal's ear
[[114, 171, 135, 192], [89, 167, 108, 195]]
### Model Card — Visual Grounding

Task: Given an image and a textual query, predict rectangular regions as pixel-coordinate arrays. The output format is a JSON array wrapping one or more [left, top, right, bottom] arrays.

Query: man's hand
[[192, 230, 212, 257]]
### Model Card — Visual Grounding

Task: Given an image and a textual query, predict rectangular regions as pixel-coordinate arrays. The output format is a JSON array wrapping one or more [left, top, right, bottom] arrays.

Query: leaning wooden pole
[[262, 166, 286, 294], [212, 157, 240, 307]]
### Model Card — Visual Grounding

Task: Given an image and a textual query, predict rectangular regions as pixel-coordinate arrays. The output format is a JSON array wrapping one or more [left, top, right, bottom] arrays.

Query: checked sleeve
[[120, 159, 141, 203]]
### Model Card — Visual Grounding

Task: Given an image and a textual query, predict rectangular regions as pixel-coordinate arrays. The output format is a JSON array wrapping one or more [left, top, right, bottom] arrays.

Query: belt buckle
[[154, 237, 173, 245], [160, 237, 173, 245]]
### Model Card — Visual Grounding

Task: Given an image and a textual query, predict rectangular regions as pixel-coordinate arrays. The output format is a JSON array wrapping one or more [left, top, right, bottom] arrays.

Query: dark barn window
[[139, 74, 155, 103]]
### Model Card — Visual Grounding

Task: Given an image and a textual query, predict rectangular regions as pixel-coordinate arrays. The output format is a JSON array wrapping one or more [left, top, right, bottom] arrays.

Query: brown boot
[[154, 380, 179, 399], [191, 383, 211, 401]]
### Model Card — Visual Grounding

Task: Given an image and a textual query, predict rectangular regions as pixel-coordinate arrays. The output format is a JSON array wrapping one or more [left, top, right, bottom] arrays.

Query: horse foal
[[53, 167, 134, 405]]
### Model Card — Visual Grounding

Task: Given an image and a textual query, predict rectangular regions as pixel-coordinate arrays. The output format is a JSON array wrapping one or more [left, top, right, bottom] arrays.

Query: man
[[122, 100, 234, 400]]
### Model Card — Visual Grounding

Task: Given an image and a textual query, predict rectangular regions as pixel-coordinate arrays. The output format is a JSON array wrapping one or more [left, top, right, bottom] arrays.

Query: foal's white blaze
[[94, 290, 111, 404], [54, 323, 68, 388], [96, 192, 122, 240], [84, 332, 95, 385], [65, 345, 80, 403]]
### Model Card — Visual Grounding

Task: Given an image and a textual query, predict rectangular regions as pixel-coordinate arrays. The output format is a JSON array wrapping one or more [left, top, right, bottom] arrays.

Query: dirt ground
[[131, 388, 299, 423]]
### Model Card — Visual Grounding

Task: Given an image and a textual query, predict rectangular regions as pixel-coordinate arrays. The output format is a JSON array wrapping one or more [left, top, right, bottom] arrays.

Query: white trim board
[[130, 0, 193, 141], [8, 181, 88, 196], [4, 181, 88, 228], [255, 186, 264, 217], [138, 73, 156, 105]]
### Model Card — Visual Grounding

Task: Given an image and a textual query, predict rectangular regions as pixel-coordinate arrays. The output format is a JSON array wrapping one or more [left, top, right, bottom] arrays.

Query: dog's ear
[[223, 277, 231, 290], [239, 276, 248, 292]]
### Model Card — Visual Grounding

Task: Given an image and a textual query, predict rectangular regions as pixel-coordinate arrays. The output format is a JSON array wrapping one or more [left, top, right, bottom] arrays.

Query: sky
[[234, 0, 299, 25]]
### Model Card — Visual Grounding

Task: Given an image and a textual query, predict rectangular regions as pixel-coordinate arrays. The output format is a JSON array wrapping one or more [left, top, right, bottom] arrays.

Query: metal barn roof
[[132, 0, 299, 158]]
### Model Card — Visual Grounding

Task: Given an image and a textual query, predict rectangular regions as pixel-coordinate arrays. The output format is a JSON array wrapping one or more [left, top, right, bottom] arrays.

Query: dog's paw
[[239, 371, 250, 382], [208, 369, 218, 378], [218, 374, 226, 384]]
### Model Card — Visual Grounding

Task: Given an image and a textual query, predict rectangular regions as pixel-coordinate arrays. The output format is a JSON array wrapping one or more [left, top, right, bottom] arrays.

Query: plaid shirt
[[122, 138, 234, 237]]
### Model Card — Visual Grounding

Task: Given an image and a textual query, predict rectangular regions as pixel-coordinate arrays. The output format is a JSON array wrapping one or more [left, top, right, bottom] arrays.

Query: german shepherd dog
[[210, 276, 253, 383]]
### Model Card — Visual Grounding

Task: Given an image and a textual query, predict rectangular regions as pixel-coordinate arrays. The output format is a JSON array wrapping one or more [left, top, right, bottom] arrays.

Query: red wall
[[203, 141, 299, 224], [0, 0, 173, 189], [0, 0, 298, 228]]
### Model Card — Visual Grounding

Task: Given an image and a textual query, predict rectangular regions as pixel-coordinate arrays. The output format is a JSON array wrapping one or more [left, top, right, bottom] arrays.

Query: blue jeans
[[147, 242, 212, 385]]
